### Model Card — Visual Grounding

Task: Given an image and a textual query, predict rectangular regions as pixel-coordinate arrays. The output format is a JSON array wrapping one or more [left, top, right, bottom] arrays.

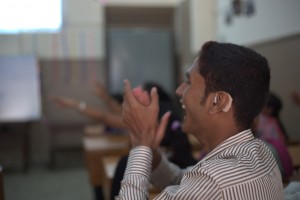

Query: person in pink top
[[253, 92, 293, 177]]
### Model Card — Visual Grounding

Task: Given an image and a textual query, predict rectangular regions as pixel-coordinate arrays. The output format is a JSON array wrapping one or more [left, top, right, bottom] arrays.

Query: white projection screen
[[0, 55, 41, 122]]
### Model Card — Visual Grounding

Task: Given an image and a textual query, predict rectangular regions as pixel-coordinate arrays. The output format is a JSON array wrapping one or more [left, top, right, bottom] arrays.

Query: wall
[[0, 0, 183, 166], [0, 0, 104, 59], [214, 0, 300, 139], [175, 0, 217, 81], [251, 35, 300, 140], [1, 0, 300, 167], [183, 0, 300, 139], [217, 0, 300, 46], [105, 0, 181, 7], [189, 0, 216, 54]]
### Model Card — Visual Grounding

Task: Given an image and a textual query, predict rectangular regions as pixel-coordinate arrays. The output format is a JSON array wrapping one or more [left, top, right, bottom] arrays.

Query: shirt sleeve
[[151, 154, 186, 190], [154, 165, 223, 200], [116, 146, 153, 200]]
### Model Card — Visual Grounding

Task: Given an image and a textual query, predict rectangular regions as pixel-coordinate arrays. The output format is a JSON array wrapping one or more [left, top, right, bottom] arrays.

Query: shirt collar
[[201, 129, 254, 162]]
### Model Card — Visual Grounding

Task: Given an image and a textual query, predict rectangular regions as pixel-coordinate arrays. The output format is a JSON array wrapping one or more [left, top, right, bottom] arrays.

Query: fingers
[[133, 87, 150, 106], [124, 79, 152, 106], [132, 86, 144, 102], [150, 87, 159, 109], [123, 79, 137, 104], [154, 111, 171, 148]]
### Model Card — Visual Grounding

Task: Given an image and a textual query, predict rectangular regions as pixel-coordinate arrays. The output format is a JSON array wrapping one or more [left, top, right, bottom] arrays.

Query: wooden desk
[[0, 122, 31, 173], [83, 131, 129, 200], [101, 155, 161, 200], [287, 141, 300, 170], [101, 155, 123, 199]]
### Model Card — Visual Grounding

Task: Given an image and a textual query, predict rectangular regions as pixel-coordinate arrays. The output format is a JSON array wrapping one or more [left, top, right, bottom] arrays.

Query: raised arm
[[93, 81, 122, 114], [50, 95, 126, 129], [117, 80, 171, 200]]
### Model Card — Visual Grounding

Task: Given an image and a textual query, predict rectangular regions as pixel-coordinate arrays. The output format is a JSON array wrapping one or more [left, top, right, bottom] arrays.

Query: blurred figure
[[110, 82, 197, 200], [252, 92, 293, 178], [50, 81, 125, 130], [257, 92, 288, 141], [51, 82, 126, 200], [51, 81, 196, 200]]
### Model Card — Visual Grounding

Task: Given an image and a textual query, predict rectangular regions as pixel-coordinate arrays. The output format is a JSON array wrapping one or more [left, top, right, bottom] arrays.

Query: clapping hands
[[122, 79, 171, 150]]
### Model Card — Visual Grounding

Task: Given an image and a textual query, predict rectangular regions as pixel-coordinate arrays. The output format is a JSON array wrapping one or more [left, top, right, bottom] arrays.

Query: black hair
[[266, 92, 288, 140], [111, 93, 123, 103], [199, 41, 270, 129], [143, 82, 172, 103], [266, 92, 282, 118]]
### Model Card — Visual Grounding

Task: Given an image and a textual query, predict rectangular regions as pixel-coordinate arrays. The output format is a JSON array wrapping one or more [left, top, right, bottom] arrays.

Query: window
[[0, 0, 62, 34]]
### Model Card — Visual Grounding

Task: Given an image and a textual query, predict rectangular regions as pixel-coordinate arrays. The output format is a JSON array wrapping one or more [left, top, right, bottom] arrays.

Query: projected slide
[[0, 56, 41, 122]]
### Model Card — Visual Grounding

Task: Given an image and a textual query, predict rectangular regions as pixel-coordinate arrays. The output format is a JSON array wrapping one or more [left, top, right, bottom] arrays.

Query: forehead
[[187, 57, 201, 78]]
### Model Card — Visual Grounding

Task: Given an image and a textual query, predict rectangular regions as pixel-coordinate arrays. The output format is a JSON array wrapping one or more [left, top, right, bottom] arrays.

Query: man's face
[[176, 58, 210, 135]]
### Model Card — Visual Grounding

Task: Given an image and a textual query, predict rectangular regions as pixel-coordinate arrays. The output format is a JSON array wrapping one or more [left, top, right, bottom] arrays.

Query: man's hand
[[122, 79, 171, 149]]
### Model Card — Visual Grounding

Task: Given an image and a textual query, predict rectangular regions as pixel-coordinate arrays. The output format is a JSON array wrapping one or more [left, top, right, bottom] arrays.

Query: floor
[[2, 153, 94, 200]]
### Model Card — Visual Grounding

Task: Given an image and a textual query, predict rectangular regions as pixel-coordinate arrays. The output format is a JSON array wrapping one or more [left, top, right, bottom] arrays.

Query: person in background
[[51, 81, 197, 200], [51, 82, 126, 200], [252, 92, 293, 178], [284, 91, 300, 200], [110, 82, 197, 200], [284, 90, 300, 199], [264, 92, 289, 140], [119, 41, 284, 199], [50, 81, 126, 130]]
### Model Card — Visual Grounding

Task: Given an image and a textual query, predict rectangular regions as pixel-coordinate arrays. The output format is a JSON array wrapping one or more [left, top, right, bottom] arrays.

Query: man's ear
[[208, 92, 232, 114]]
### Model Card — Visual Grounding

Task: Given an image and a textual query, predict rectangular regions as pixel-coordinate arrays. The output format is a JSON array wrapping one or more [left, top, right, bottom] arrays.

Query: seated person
[[50, 81, 126, 200], [119, 41, 284, 199], [110, 82, 197, 200], [51, 81, 197, 200], [50, 81, 126, 130], [252, 92, 294, 178]]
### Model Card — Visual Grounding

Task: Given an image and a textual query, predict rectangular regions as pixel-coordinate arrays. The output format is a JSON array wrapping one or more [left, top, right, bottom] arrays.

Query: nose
[[176, 83, 185, 97]]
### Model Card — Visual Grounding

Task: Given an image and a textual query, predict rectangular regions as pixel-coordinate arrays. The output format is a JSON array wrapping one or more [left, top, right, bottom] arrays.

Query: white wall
[[0, 0, 104, 59], [0, 0, 183, 59], [217, 0, 300, 46], [184, 0, 300, 140], [189, 0, 216, 55], [105, 0, 181, 7], [252, 36, 300, 140], [0, 0, 185, 166]]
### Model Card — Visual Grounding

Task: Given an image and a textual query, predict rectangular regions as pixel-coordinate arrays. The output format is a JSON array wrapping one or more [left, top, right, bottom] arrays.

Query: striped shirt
[[117, 129, 284, 199]]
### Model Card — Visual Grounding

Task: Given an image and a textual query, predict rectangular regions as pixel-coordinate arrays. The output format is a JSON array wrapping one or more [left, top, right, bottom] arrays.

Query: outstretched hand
[[49, 95, 78, 108], [122, 80, 171, 149]]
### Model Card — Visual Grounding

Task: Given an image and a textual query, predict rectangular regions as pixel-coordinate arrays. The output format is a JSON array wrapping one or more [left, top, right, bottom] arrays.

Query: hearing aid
[[223, 94, 233, 112], [213, 95, 218, 104], [213, 93, 233, 112]]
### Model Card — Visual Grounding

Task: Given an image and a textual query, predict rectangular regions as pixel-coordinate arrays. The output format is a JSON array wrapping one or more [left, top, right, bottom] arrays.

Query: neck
[[199, 118, 242, 153]]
